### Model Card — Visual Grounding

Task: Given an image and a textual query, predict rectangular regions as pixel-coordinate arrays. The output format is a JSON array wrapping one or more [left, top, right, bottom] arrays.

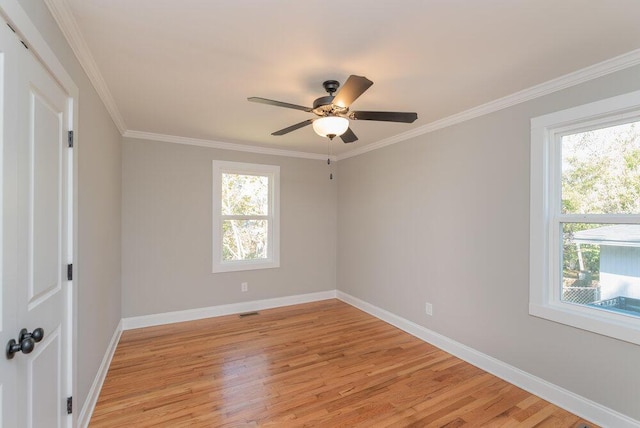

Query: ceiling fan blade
[[271, 119, 313, 136], [248, 97, 312, 112], [351, 111, 418, 123], [340, 127, 358, 144], [332, 75, 373, 108]]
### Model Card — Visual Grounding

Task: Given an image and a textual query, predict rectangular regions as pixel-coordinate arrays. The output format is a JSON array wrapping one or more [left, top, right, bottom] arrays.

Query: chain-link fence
[[562, 285, 601, 305]]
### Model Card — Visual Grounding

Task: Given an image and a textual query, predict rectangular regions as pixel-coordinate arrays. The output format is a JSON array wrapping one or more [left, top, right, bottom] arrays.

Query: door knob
[[6, 328, 44, 359]]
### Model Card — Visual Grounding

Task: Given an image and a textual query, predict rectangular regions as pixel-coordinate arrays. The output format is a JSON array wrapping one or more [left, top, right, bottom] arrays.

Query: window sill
[[529, 301, 640, 346], [212, 259, 280, 274]]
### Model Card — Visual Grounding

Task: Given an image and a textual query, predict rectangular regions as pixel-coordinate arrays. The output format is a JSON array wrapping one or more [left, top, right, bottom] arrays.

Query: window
[[530, 90, 640, 345], [212, 161, 280, 273]]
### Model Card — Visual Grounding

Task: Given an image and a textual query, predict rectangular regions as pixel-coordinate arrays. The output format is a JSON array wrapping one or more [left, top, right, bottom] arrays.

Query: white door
[[1, 16, 73, 428]]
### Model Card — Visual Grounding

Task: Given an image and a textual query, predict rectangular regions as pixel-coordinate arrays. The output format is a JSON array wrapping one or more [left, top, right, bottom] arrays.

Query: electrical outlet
[[425, 302, 433, 316], [241, 282, 248, 292]]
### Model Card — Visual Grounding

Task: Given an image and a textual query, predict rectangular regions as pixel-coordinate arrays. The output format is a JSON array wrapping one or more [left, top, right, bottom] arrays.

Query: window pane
[[562, 223, 640, 318], [222, 173, 269, 215], [222, 220, 268, 261], [561, 120, 640, 214]]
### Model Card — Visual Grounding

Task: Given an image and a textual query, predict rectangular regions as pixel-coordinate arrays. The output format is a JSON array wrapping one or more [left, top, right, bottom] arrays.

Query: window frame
[[530, 90, 640, 345], [212, 160, 280, 273]]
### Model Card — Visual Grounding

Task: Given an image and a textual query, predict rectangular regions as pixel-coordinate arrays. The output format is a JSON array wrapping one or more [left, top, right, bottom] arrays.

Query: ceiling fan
[[248, 75, 418, 144]]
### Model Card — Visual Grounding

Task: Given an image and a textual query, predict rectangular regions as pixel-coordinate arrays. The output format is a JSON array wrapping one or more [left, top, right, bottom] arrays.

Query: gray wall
[[121, 138, 336, 317], [336, 64, 640, 420], [20, 0, 123, 415]]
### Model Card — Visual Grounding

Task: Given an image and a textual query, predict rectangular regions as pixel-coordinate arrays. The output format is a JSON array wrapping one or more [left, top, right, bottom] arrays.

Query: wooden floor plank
[[89, 299, 595, 427]]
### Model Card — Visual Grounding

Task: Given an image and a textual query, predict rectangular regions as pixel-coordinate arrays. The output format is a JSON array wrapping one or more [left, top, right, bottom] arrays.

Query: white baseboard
[[336, 290, 639, 428], [77, 319, 123, 428], [122, 290, 337, 330]]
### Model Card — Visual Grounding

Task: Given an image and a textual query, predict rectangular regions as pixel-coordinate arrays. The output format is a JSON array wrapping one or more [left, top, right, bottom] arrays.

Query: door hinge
[[6, 23, 28, 49], [67, 264, 73, 281], [68, 130, 74, 148], [66, 396, 72, 414]]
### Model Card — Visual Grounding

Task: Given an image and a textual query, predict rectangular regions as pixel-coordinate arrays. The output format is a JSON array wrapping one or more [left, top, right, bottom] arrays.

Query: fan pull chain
[[327, 139, 333, 180]]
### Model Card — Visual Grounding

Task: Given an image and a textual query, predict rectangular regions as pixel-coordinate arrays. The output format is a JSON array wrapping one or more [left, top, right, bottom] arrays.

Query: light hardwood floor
[[90, 299, 595, 427]]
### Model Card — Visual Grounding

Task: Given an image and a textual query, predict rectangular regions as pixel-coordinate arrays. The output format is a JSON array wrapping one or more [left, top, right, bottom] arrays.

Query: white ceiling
[[56, 0, 640, 156]]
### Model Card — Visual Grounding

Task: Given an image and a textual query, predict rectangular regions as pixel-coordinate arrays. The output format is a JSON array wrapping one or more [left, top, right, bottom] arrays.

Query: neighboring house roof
[[573, 225, 640, 247]]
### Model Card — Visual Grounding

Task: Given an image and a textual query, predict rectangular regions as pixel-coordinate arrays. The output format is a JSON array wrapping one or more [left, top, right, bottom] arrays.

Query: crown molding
[[123, 130, 335, 161], [44, 0, 127, 133], [338, 48, 640, 161]]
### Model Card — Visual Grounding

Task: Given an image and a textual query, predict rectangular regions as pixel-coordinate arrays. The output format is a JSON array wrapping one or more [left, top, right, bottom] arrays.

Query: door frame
[[0, 0, 78, 425]]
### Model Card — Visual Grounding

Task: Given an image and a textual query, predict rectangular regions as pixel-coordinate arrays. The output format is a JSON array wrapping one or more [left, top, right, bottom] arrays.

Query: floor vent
[[239, 311, 259, 318]]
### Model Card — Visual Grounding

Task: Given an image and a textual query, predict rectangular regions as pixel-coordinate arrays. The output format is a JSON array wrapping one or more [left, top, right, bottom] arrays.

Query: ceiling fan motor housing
[[312, 80, 350, 116], [313, 95, 335, 110]]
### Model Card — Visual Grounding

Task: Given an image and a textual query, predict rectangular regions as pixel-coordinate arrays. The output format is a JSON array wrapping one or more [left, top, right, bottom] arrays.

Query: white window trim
[[212, 160, 280, 273], [530, 89, 640, 345]]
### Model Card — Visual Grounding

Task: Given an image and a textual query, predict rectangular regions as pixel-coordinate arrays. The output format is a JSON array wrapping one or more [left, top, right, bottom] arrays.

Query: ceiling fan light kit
[[312, 116, 349, 139], [248, 75, 418, 144]]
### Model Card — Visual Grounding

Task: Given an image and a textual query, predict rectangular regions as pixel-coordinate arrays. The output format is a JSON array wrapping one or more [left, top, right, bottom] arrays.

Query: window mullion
[[558, 214, 640, 224], [221, 215, 269, 219]]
